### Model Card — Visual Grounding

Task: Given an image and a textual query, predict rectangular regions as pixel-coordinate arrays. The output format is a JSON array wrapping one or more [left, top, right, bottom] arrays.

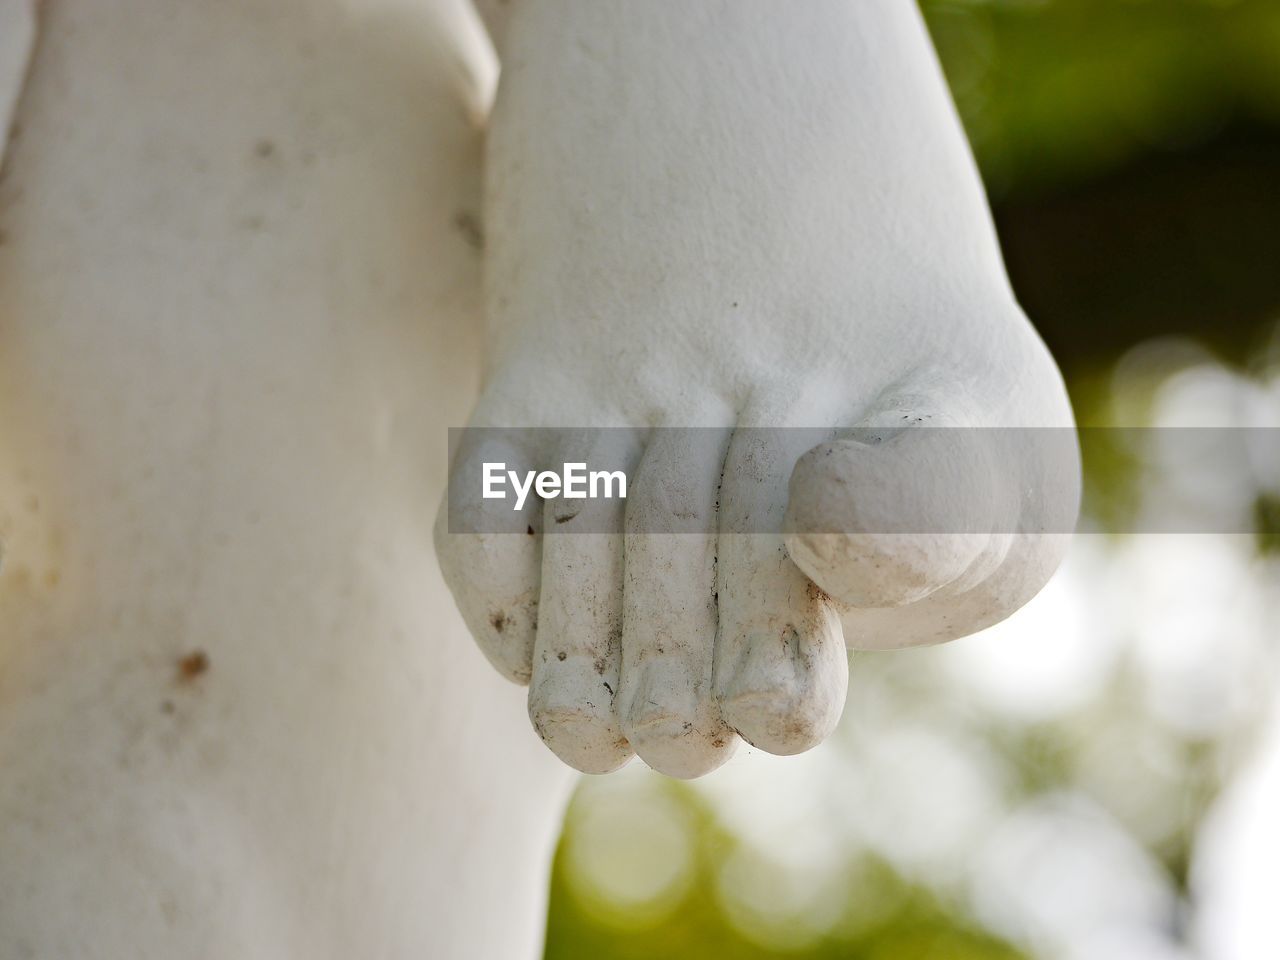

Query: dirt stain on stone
[[453, 210, 484, 251], [176, 649, 210, 683]]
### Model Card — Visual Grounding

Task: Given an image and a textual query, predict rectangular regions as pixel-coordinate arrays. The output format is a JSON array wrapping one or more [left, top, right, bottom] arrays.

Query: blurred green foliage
[[923, 0, 1280, 198], [546, 781, 1027, 960]]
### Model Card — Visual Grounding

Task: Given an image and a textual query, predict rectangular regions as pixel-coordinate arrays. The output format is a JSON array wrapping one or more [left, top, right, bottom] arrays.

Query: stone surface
[[1, 2, 1077, 957], [437, 0, 1079, 778]]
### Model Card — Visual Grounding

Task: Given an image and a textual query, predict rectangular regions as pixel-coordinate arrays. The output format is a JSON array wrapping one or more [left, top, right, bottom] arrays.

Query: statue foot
[[436, 301, 1078, 777]]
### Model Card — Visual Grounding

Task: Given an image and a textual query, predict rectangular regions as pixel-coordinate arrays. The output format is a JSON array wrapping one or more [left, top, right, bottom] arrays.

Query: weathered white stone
[[2, 1, 1077, 957], [437, 0, 1079, 773], [0, 2, 571, 957]]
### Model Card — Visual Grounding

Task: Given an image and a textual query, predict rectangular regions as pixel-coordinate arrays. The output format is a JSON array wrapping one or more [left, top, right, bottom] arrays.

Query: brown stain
[[489, 612, 508, 634], [253, 138, 276, 159], [176, 649, 210, 683], [453, 210, 484, 251], [805, 581, 830, 603], [7, 565, 31, 591]]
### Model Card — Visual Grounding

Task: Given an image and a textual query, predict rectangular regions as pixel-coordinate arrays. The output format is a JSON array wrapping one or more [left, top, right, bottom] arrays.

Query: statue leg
[[437, 0, 1080, 777], [0, 1, 571, 957]]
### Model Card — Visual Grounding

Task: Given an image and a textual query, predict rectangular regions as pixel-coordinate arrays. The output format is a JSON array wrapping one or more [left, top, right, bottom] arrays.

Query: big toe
[[784, 415, 1012, 610]]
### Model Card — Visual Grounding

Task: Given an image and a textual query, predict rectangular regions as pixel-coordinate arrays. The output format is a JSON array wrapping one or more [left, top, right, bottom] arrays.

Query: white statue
[[0, 1, 1076, 957]]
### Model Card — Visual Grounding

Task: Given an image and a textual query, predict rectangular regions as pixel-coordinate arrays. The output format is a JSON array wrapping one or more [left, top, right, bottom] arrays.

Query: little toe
[[434, 428, 543, 684]]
